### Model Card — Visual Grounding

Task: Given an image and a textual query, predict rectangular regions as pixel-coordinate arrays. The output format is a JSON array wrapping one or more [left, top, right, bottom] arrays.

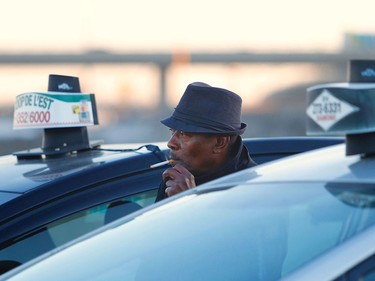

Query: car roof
[[0, 143, 169, 194], [199, 143, 375, 190], [0, 136, 343, 194]]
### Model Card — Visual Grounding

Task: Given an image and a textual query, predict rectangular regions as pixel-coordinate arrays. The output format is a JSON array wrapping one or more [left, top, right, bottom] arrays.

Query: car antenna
[[94, 144, 167, 162]]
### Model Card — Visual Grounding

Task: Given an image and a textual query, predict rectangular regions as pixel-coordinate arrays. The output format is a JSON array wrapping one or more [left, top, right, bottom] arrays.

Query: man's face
[[167, 129, 218, 176]]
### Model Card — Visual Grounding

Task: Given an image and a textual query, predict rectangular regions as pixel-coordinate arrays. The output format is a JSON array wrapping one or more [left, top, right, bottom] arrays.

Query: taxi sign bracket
[[346, 132, 375, 157], [42, 127, 89, 153], [13, 135, 103, 159]]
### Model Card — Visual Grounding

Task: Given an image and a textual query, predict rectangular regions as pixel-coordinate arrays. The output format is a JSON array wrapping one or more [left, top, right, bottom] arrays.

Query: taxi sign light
[[307, 60, 375, 156], [12, 74, 101, 158], [306, 83, 375, 135], [306, 89, 359, 131], [13, 92, 98, 129]]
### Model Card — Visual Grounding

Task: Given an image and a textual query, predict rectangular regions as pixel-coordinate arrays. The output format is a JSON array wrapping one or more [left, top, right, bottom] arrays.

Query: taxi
[[0, 75, 343, 276]]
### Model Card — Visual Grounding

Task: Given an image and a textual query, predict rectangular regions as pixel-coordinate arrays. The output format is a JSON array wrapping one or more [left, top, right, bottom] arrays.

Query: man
[[155, 82, 256, 202]]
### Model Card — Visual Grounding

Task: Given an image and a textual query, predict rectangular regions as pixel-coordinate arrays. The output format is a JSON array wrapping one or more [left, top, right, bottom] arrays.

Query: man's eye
[[169, 129, 187, 137]]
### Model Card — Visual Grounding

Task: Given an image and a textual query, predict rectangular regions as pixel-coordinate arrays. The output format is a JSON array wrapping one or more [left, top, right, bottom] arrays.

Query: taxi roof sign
[[13, 91, 98, 129], [13, 74, 101, 158], [306, 87, 360, 132], [306, 60, 375, 156], [306, 83, 375, 135]]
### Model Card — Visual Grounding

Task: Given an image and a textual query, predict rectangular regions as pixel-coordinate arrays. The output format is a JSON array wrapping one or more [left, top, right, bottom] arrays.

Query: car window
[[47, 189, 157, 247], [0, 189, 157, 272], [357, 268, 375, 281], [342, 253, 375, 281], [362, 269, 375, 281]]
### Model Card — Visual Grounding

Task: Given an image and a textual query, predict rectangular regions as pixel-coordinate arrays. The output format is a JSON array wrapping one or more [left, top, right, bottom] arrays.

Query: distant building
[[343, 32, 375, 53]]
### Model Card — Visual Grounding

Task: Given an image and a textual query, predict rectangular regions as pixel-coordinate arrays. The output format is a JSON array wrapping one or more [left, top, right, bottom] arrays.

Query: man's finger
[[162, 167, 179, 181]]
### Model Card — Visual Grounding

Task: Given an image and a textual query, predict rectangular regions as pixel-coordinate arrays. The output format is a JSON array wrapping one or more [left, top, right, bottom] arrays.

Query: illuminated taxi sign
[[306, 83, 375, 135], [13, 91, 98, 129], [306, 89, 359, 131]]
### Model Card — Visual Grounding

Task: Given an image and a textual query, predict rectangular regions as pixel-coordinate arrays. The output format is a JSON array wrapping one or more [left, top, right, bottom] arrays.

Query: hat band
[[173, 108, 239, 132]]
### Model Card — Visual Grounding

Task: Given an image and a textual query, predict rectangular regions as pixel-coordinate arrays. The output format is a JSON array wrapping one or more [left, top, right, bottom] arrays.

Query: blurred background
[[1, 0, 375, 155]]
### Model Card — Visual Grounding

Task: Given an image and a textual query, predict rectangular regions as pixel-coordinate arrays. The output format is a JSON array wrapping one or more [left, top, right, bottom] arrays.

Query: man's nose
[[167, 131, 179, 150]]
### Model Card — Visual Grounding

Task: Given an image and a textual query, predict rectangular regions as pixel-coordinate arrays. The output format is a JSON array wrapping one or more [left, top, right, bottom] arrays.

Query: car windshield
[[5, 182, 375, 281]]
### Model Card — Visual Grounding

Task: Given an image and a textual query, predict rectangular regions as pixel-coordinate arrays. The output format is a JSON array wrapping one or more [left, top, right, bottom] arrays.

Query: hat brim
[[161, 116, 247, 135]]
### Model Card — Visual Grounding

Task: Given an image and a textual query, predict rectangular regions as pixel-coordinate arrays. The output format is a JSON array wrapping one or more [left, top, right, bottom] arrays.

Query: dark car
[[0, 133, 343, 275]]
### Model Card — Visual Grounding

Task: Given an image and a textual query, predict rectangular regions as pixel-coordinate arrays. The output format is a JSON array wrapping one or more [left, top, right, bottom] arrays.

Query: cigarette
[[150, 159, 174, 168]]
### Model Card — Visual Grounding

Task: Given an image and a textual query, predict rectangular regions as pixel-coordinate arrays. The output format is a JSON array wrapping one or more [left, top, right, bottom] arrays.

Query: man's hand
[[162, 164, 196, 197]]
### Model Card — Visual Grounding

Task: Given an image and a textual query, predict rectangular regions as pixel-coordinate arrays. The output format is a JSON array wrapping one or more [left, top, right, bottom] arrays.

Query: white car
[[1, 140, 375, 281]]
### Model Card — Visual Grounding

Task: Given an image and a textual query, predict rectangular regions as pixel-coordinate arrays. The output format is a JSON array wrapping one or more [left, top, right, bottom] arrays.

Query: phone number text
[[15, 111, 51, 124]]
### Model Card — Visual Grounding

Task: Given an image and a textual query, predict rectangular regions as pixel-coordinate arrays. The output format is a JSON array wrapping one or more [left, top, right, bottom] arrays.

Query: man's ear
[[213, 135, 231, 153]]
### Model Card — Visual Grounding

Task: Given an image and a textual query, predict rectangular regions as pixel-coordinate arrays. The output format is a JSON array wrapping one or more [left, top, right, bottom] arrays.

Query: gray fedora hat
[[161, 82, 247, 135]]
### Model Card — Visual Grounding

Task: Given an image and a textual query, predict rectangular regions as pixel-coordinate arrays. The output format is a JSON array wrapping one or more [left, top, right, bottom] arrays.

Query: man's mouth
[[169, 156, 182, 166]]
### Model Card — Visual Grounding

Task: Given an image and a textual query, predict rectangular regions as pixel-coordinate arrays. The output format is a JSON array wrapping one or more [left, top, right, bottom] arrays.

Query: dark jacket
[[155, 137, 256, 202]]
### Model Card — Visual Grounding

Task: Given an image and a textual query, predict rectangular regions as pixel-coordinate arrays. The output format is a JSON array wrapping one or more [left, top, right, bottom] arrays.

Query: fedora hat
[[161, 82, 247, 135]]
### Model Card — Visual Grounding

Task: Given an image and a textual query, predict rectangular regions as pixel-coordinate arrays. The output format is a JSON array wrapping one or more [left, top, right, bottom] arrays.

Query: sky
[[1, 0, 375, 53], [1, 0, 375, 143], [1, 0, 375, 111]]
